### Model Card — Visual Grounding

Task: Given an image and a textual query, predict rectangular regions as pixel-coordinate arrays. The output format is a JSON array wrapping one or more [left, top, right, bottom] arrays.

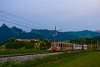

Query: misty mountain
[[0, 24, 100, 43]]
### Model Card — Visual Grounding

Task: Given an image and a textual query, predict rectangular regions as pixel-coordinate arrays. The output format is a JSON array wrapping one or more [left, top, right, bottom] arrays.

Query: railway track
[[0, 52, 63, 63], [0, 53, 36, 58]]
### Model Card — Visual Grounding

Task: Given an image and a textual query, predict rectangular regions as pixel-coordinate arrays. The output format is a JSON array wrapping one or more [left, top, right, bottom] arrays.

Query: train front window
[[52, 44, 55, 47]]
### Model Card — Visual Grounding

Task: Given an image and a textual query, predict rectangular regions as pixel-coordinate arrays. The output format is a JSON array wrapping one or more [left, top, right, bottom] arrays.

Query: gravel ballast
[[0, 52, 62, 63]]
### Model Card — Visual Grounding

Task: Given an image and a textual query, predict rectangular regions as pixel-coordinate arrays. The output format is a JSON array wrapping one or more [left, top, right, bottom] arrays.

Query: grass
[[0, 49, 52, 55], [38, 50, 100, 67], [0, 50, 100, 67]]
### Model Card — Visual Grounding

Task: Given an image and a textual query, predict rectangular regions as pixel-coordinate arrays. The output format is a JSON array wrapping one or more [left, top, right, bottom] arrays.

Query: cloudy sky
[[0, 0, 100, 32]]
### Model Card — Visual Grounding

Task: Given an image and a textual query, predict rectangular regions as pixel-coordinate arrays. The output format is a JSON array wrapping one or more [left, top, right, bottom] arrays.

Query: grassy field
[[0, 49, 52, 55], [0, 50, 100, 67], [38, 51, 100, 67]]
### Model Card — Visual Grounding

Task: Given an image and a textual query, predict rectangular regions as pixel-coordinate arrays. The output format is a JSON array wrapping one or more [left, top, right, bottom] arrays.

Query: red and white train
[[50, 42, 87, 51]]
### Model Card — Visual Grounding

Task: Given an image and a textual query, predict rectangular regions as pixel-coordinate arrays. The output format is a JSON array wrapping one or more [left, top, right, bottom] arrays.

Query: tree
[[25, 42, 34, 49], [40, 41, 46, 50], [4, 42, 24, 49]]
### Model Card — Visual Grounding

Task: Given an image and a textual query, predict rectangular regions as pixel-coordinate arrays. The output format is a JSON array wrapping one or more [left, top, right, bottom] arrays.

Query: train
[[50, 42, 87, 51]]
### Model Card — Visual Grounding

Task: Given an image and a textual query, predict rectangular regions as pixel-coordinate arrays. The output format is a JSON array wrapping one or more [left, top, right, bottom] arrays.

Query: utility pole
[[91, 40, 92, 45], [55, 26, 56, 32], [97, 41, 98, 50], [53, 26, 57, 42], [55, 26, 57, 37], [80, 37, 84, 50]]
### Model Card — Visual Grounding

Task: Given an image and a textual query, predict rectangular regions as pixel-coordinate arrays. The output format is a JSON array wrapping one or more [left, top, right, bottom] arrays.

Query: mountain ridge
[[0, 24, 100, 43]]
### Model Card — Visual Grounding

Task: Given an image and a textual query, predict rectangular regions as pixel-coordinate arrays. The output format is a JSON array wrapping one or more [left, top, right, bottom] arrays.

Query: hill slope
[[0, 24, 100, 43]]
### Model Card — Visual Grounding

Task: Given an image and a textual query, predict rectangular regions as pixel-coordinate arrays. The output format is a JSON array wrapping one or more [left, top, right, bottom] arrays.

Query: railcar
[[51, 42, 87, 51]]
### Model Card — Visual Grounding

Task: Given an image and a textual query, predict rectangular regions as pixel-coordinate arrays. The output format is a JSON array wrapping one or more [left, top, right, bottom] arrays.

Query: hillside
[[0, 24, 44, 43], [0, 24, 100, 43]]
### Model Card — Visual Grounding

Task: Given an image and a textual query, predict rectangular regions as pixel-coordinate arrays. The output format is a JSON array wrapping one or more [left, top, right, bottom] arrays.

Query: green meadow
[[38, 51, 100, 67], [0, 50, 100, 67]]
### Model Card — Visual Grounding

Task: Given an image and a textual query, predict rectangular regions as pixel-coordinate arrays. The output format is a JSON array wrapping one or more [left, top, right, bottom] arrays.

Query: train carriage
[[51, 42, 87, 51]]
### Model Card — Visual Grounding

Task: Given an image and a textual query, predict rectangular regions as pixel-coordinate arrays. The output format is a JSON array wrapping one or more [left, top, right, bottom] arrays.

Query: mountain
[[0, 24, 100, 43], [0, 24, 14, 43], [95, 30, 100, 33], [30, 30, 100, 40], [64, 30, 100, 39], [0, 24, 45, 43]]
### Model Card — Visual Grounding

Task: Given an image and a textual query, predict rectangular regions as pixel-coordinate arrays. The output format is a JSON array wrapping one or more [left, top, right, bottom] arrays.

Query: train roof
[[51, 42, 73, 44]]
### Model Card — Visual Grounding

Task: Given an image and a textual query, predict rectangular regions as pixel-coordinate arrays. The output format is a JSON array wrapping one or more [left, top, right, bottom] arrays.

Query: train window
[[65, 45, 66, 47], [52, 44, 55, 47], [58, 44, 60, 47], [63, 44, 64, 47], [56, 44, 58, 46]]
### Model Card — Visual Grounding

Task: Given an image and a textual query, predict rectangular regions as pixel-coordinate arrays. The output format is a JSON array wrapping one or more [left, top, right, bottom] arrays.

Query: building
[[15, 39, 39, 42]]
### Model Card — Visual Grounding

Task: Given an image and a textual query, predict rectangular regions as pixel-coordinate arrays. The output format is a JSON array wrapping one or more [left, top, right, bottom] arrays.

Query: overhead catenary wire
[[0, 10, 56, 37], [0, 19, 32, 29], [0, 18, 55, 37], [0, 10, 53, 30], [0, 10, 43, 29], [0, 18, 45, 35], [0, 15, 41, 29]]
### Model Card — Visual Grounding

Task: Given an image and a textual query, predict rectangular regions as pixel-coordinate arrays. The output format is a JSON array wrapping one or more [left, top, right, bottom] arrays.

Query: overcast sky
[[0, 0, 100, 32]]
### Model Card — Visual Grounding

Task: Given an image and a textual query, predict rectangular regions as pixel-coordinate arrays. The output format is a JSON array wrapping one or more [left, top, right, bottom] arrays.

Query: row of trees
[[2, 38, 51, 50], [70, 37, 100, 45]]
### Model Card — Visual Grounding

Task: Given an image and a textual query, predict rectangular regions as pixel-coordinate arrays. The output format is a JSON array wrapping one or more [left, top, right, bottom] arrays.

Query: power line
[[0, 19, 45, 35], [0, 15, 42, 29], [0, 19, 32, 29], [0, 10, 53, 30], [0, 10, 55, 37]]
